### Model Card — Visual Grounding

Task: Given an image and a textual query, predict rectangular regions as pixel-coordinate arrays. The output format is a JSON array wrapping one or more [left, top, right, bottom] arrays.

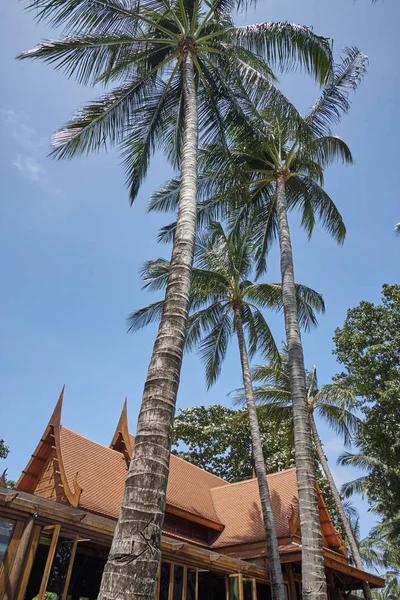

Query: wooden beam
[[323, 555, 385, 588], [166, 503, 224, 532]]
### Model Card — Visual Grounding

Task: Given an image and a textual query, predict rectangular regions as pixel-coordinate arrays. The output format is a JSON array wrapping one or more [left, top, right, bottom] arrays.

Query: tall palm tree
[[149, 46, 367, 600], [129, 221, 325, 600], [244, 351, 374, 599], [345, 509, 400, 600], [19, 2, 333, 598]]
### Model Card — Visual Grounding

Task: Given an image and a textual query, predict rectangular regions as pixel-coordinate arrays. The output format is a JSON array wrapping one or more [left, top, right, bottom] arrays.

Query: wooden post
[[0, 521, 25, 599], [37, 524, 61, 600], [4, 517, 35, 600], [286, 565, 297, 600], [16, 525, 41, 600]]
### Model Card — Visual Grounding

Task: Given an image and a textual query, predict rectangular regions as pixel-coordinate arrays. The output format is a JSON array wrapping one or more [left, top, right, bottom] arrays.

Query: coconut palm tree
[[129, 221, 325, 600], [19, 2, 333, 598], [242, 350, 375, 599], [344, 508, 400, 600], [149, 47, 367, 599]]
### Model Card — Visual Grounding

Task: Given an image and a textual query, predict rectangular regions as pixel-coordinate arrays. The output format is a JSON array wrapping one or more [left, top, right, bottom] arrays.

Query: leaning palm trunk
[[309, 415, 373, 600], [233, 306, 286, 600], [99, 50, 198, 600], [275, 175, 327, 600]]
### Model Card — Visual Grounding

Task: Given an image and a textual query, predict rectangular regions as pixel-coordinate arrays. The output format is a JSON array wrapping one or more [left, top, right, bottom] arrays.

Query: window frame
[[17, 524, 79, 600], [157, 559, 198, 600]]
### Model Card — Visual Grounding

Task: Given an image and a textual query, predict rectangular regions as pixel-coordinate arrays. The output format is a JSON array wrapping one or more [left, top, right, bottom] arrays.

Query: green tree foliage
[[172, 404, 295, 482], [333, 285, 400, 544], [0, 439, 9, 460]]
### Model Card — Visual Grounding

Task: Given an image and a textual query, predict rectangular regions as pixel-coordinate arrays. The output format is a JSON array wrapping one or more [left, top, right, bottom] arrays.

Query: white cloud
[[13, 155, 48, 183], [1, 108, 62, 195]]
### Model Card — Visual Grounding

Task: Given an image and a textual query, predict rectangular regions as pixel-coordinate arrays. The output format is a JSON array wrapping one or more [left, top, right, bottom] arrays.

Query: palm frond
[[305, 46, 368, 136], [26, 0, 143, 34], [50, 75, 157, 161], [199, 309, 233, 387], [127, 300, 164, 332], [340, 475, 368, 499], [235, 21, 332, 85], [337, 451, 383, 471], [316, 402, 359, 447], [140, 258, 170, 290], [241, 305, 280, 362], [245, 282, 324, 331], [122, 67, 182, 201], [17, 34, 153, 85], [287, 175, 346, 243], [299, 135, 354, 168], [252, 360, 290, 389], [186, 302, 227, 352]]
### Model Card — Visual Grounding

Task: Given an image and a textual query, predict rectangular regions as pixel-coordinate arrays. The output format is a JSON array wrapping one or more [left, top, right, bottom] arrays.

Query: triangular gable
[[109, 398, 133, 466], [15, 387, 82, 507]]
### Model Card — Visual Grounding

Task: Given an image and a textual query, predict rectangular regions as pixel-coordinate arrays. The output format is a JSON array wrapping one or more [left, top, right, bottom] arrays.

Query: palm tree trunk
[[233, 306, 286, 600], [275, 175, 327, 600], [309, 414, 373, 600], [98, 48, 198, 600]]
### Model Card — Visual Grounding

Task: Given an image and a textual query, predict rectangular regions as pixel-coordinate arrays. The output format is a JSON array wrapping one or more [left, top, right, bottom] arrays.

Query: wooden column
[[4, 518, 35, 600], [286, 565, 297, 600]]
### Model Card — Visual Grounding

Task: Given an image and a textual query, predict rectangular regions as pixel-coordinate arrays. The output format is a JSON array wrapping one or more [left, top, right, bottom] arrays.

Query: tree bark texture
[[275, 176, 327, 600], [234, 306, 286, 600], [309, 414, 373, 600], [98, 49, 198, 600]]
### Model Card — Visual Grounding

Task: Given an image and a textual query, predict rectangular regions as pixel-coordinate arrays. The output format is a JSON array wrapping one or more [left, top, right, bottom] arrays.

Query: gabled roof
[[15, 390, 346, 556], [59, 426, 228, 529]]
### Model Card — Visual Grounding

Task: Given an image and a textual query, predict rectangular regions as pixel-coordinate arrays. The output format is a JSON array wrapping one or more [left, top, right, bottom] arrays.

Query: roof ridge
[[210, 467, 297, 491], [170, 452, 230, 484]]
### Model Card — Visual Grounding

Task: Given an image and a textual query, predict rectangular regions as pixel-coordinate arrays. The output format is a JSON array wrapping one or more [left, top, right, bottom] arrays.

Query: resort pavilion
[[0, 389, 384, 600]]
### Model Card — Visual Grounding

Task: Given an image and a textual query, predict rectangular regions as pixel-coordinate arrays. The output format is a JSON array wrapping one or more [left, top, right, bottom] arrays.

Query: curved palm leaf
[[305, 46, 368, 137]]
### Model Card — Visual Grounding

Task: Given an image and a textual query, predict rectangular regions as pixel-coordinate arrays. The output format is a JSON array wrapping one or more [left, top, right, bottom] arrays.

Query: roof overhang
[[166, 503, 225, 532]]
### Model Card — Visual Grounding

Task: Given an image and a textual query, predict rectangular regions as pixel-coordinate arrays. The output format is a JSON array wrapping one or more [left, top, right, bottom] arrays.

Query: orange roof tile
[[210, 469, 298, 548], [56, 427, 335, 554], [61, 427, 228, 525], [128, 434, 228, 525], [61, 427, 127, 519]]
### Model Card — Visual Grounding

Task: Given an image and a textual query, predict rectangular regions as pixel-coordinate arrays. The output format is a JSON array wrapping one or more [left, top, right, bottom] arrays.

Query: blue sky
[[1, 0, 399, 543]]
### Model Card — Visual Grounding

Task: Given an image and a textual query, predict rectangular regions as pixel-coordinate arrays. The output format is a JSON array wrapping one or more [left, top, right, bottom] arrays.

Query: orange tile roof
[[128, 434, 229, 525], [61, 427, 127, 519], [60, 427, 300, 548], [210, 469, 298, 548], [61, 427, 228, 526]]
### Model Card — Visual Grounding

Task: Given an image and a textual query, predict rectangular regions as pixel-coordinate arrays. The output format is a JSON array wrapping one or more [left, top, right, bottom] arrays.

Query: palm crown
[[245, 347, 360, 447], [150, 47, 367, 267], [129, 222, 325, 385], [19, 0, 333, 201]]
